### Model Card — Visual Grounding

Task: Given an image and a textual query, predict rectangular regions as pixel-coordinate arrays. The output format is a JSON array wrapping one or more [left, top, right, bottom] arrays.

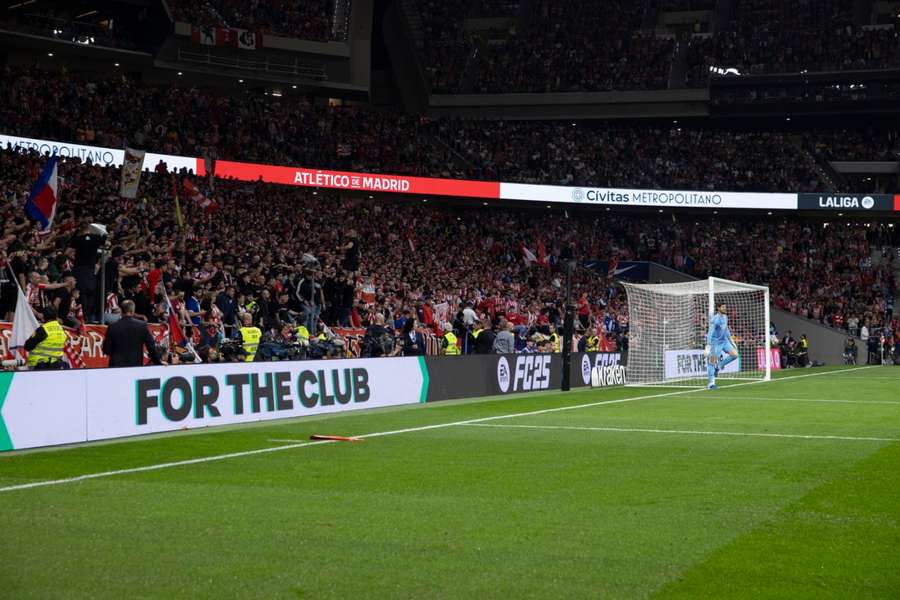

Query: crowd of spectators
[[802, 128, 900, 162], [415, 0, 900, 94], [1, 66, 853, 193], [686, 0, 900, 86], [444, 0, 673, 94], [433, 119, 831, 192], [167, 0, 341, 42], [2, 146, 897, 366]]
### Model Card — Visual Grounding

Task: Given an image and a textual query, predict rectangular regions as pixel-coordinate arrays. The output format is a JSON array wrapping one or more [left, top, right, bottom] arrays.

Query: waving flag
[[10, 283, 38, 361], [25, 155, 60, 231]]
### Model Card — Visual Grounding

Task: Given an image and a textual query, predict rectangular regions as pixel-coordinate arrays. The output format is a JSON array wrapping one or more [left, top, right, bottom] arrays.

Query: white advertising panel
[[0, 134, 196, 172], [500, 182, 798, 210], [664, 349, 740, 380], [0, 357, 426, 451]]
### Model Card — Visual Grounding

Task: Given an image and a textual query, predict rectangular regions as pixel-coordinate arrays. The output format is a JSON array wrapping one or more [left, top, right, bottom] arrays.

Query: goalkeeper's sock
[[719, 354, 737, 370], [707, 363, 715, 387]]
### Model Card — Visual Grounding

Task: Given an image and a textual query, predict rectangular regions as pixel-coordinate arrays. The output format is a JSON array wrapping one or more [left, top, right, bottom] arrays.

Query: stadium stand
[[685, 0, 900, 86], [166, 0, 344, 42], [0, 67, 852, 192], [2, 147, 896, 361]]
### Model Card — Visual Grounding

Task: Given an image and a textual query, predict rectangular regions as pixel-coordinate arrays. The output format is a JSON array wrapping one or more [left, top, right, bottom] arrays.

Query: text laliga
[[135, 368, 370, 424], [513, 355, 551, 391]]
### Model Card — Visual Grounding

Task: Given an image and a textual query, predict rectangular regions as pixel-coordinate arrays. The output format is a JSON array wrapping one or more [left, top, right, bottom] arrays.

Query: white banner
[[664, 349, 740, 380], [0, 357, 426, 451], [0, 134, 196, 172], [500, 182, 798, 210], [119, 147, 146, 198]]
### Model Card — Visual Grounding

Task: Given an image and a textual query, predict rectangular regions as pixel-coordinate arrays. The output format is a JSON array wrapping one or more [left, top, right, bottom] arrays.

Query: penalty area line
[[0, 365, 879, 494]]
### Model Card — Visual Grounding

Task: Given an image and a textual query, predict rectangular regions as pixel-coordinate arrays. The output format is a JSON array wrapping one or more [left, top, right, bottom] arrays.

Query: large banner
[[0, 356, 426, 451]]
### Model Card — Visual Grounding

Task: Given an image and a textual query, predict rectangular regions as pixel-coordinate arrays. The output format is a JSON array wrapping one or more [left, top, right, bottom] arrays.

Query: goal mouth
[[622, 277, 771, 388]]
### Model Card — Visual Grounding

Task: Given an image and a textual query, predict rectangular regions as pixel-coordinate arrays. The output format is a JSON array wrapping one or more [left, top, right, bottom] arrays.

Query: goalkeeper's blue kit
[[707, 313, 737, 387]]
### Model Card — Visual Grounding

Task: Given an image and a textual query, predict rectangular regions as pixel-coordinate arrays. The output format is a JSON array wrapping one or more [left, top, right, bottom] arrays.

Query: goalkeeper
[[706, 302, 738, 389]]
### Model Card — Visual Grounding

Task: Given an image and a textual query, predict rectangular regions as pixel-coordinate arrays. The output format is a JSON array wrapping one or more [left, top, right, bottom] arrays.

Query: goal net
[[622, 277, 771, 387]]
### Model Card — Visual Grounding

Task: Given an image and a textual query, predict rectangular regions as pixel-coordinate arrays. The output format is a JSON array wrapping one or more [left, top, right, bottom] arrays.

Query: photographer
[[363, 313, 393, 357], [843, 337, 858, 365]]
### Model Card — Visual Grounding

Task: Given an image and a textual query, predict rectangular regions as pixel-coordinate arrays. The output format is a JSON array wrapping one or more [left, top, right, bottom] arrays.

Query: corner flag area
[[1, 366, 898, 598]]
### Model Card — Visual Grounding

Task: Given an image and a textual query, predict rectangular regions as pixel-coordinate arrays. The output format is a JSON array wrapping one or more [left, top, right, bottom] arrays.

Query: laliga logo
[[572, 188, 585, 202], [497, 357, 511, 393], [862, 196, 875, 210]]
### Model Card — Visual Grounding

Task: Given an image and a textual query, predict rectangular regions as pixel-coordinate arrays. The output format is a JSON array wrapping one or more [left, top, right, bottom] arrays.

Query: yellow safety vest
[[473, 328, 483, 339], [240, 326, 262, 362], [587, 335, 600, 352], [28, 320, 66, 367], [550, 333, 560, 352], [295, 326, 310, 343], [443, 332, 460, 355]]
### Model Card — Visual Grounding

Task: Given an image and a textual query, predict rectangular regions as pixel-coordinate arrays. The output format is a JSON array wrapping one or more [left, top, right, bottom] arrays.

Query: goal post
[[622, 277, 771, 387]]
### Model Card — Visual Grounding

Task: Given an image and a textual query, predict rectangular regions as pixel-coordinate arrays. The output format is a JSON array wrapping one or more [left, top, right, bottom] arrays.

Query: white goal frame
[[622, 277, 771, 388]]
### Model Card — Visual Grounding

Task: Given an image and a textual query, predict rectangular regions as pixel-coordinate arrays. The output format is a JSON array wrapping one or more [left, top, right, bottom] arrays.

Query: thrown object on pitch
[[310, 434, 362, 442]]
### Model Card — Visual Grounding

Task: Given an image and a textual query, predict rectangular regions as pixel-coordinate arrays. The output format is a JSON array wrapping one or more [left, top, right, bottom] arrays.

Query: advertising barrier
[[757, 348, 782, 371], [422, 352, 624, 402], [0, 352, 631, 451], [13, 132, 899, 212], [0, 356, 427, 451], [664, 349, 740, 379]]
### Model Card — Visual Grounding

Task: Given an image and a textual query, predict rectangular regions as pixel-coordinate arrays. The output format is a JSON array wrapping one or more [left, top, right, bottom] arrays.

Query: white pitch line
[[681, 396, 900, 406], [0, 365, 881, 493], [463, 423, 900, 443]]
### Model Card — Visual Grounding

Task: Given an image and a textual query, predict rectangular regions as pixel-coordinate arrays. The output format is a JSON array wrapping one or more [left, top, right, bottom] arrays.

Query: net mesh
[[623, 278, 769, 387]]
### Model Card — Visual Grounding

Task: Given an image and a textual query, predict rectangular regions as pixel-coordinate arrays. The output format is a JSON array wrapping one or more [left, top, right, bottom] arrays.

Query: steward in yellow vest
[[586, 334, 601, 352], [442, 323, 460, 355], [237, 314, 261, 362], [24, 307, 66, 369], [549, 331, 561, 353]]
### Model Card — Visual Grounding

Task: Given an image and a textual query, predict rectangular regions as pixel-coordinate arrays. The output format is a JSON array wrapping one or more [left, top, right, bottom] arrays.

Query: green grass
[[1, 366, 899, 598]]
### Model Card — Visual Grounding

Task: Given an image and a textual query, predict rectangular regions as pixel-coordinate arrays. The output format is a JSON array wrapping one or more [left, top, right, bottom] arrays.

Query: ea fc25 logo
[[572, 188, 585, 202], [497, 355, 551, 393]]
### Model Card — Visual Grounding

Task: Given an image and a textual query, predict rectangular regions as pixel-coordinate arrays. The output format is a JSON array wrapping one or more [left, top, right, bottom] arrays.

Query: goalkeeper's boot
[[708, 384, 718, 390]]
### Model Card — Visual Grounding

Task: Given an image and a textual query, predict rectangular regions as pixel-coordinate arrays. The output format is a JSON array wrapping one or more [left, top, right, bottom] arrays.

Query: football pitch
[[1, 365, 898, 598]]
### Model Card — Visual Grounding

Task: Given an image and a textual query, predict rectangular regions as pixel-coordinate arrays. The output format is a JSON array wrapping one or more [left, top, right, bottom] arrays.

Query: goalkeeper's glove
[[704, 345, 711, 357]]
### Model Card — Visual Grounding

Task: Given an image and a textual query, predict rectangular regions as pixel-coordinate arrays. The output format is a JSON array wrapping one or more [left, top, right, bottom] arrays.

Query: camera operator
[[780, 330, 797, 368], [363, 313, 393, 357], [843, 337, 858, 365]]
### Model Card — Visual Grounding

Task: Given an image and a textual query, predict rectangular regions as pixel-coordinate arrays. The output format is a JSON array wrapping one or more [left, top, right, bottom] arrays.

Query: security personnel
[[548, 325, 561, 353], [586, 332, 601, 352], [24, 306, 67, 370], [441, 322, 460, 356], [295, 324, 311, 344], [237, 314, 262, 362]]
